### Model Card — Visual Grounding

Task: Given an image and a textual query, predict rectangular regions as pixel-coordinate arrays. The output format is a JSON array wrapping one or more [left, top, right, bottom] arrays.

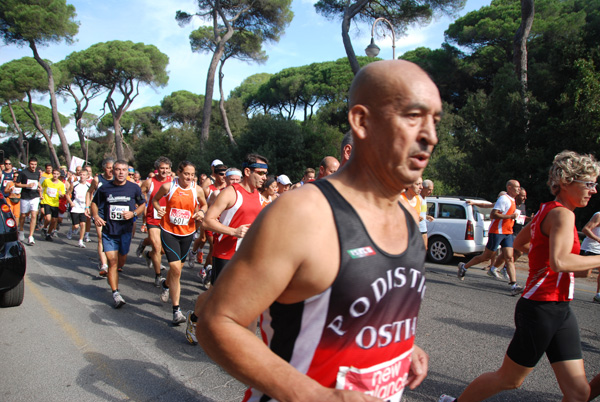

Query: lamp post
[[365, 17, 396, 60]]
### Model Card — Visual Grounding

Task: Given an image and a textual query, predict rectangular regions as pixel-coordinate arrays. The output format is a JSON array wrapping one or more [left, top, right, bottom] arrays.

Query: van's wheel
[[427, 237, 453, 264]]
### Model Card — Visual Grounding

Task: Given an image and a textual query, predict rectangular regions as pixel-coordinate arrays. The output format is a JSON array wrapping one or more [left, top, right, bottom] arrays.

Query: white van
[[425, 197, 492, 264]]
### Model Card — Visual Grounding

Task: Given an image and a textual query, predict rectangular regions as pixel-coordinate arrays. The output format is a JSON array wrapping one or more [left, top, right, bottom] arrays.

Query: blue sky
[[0, 0, 491, 143]]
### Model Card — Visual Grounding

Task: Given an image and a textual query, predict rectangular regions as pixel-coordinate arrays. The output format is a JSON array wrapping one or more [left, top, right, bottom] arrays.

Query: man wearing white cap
[[276, 174, 292, 196], [201, 159, 224, 194]]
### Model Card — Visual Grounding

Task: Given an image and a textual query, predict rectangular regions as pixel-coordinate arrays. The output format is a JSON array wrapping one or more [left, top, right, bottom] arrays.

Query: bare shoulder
[[238, 183, 338, 303]]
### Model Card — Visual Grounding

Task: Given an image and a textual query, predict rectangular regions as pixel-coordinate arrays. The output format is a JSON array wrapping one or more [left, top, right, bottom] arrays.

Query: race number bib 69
[[336, 349, 412, 402], [169, 208, 191, 226], [110, 205, 129, 220], [154, 206, 166, 219], [46, 187, 58, 198]]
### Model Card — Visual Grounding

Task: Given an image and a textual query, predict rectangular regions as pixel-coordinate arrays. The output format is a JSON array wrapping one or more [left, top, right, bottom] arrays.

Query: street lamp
[[365, 17, 396, 60]]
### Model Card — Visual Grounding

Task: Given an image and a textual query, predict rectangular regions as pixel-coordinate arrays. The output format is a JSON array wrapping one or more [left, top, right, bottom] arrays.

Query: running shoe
[[144, 251, 153, 269], [113, 292, 126, 309], [99, 263, 108, 277], [136, 240, 146, 258], [51, 230, 58, 238], [45, 234, 53, 242], [41, 228, 48, 237], [188, 250, 197, 269], [117, 266, 123, 272], [457, 262, 467, 280], [487, 267, 501, 279], [511, 284, 524, 296], [84, 234, 91, 242], [160, 278, 170, 303], [18, 231, 24, 242], [593, 294, 600, 303], [501, 266, 510, 281], [185, 310, 198, 345], [154, 275, 162, 288], [438, 395, 456, 402], [66, 229, 73, 240], [197, 266, 207, 283], [28, 236, 35, 245], [77, 240, 86, 248], [173, 309, 186, 325]]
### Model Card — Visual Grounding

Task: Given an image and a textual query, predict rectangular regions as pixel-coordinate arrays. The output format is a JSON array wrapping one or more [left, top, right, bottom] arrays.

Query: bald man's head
[[346, 60, 442, 190], [318, 156, 340, 179]]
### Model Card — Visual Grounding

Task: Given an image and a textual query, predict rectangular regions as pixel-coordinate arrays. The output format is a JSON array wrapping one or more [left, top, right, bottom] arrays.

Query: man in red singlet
[[184, 155, 267, 344], [193, 60, 440, 401], [137, 157, 172, 287]]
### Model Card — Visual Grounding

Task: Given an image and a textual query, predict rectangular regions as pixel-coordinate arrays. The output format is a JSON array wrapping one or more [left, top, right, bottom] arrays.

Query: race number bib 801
[[169, 208, 191, 226], [110, 205, 129, 220], [336, 349, 413, 402]]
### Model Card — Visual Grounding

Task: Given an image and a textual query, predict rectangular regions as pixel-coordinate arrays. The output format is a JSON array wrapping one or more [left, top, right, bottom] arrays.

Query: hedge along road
[[1, 227, 599, 401]]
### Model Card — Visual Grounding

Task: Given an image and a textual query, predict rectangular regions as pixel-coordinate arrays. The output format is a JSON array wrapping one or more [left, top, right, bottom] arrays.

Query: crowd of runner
[[2, 59, 600, 402]]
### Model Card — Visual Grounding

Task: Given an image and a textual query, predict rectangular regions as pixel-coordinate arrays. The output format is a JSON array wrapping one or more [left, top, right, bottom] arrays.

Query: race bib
[[75, 191, 86, 202], [12, 187, 22, 194], [110, 205, 129, 220], [46, 187, 58, 198], [27, 179, 38, 190], [169, 208, 191, 226], [3, 180, 10, 188], [154, 206, 166, 219], [336, 349, 412, 402]]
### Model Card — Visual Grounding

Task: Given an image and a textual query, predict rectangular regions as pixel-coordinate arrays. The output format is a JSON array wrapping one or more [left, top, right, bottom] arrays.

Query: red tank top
[[523, 201, 578, 301], [146, 176, 172, 226], [213, 183, 262, 260], [160, 178, 197, 236]]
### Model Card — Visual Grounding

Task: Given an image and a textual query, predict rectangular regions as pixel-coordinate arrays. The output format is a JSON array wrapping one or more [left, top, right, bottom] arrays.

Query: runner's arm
[[546, 208, 600, 272], [582, 213, 600, 244], [151, 182, 171, 218], [202, 186, 245, 237]]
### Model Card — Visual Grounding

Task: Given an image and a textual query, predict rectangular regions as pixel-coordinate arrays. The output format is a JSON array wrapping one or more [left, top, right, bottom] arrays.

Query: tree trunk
[[218, 59, 237, 146], [341, 0, 371, 75], [29, 41, 72, 166], [342, 10, 360, 75], [200, 6, 235, 142], [67, 87, 90, 163], [7, 101, 27, 164], [513, 0, 535, 137], [24, 93, 60, 167]]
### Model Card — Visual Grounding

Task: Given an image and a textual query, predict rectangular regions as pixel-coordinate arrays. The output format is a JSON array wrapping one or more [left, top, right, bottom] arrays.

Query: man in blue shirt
[[91, 160, 145, 308]]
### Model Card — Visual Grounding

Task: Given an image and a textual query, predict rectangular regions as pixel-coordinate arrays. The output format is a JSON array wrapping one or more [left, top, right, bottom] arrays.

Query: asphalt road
[[1, 226, 599, 402]]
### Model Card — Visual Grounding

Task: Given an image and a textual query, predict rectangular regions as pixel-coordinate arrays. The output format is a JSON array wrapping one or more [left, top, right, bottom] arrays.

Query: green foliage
[[235, 115, 342, 181], [1, 102, 69, 135], [160, 90, 204, 126], [0, 0, 79, 46], [0, 57, 62, 101]]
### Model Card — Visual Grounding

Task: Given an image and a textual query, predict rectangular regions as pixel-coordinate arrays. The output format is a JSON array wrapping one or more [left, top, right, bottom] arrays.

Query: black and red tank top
[[244, 180, 427, 402]]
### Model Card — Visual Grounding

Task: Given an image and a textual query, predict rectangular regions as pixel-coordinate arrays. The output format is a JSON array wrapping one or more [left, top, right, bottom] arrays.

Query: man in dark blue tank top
[[194, 60, 443, 402]]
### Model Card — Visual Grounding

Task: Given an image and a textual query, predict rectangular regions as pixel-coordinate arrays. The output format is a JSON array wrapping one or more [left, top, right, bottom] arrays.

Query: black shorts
[[147, 223, 160, 230], [43, 204, 59, 218], [160, 231, 194, 263], [506, 298, 582, 367], [212, 257, 230, 285], [70, 212, 87, 225]]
